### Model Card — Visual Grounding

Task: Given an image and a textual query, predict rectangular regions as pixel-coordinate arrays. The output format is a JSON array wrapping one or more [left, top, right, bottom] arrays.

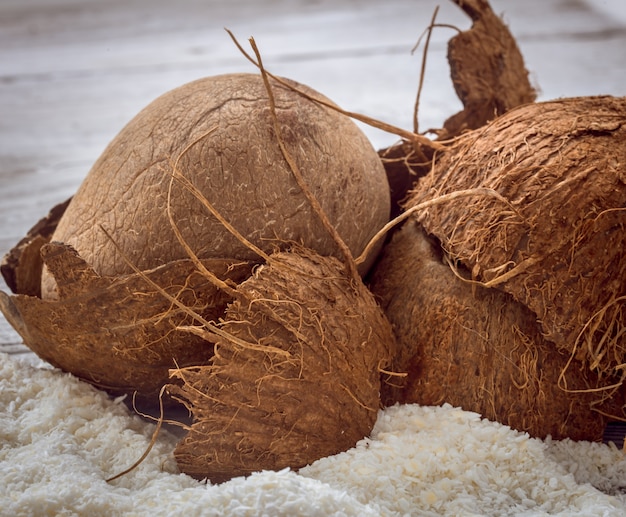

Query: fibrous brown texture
[[167, 248, 395, 483], [41, 73, 389, 299], [441, 0, 536, 137], [378, 0, 536, 215], [369, 221, 625, 441], [410, 96, 626, 381], [379, 140, 435, 220], [0, 242, 252, 402]]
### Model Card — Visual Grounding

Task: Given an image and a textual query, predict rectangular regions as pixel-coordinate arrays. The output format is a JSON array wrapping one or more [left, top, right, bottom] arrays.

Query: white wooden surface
[[1, 0, 625, 354]]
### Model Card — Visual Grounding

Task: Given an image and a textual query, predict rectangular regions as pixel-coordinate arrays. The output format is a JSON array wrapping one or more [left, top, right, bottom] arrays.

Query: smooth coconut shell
[[167, 248, 395, 483], [369, 220, 625, 441], [0, 242, 252, 402], [41, 73, 390, 299], [409, 96, 626, 377]]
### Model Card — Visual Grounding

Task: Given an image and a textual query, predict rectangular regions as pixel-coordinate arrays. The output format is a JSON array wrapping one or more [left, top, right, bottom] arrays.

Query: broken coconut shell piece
[[1, 197, 70, 297], [441, 0, 537, 138], [167, 248, 396, 483], [378, 0, 536, 217], [0, 242, 252, 403]]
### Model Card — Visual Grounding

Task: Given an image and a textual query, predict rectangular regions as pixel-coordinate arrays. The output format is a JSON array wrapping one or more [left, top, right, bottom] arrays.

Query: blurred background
[[1, 0, 625, 352]]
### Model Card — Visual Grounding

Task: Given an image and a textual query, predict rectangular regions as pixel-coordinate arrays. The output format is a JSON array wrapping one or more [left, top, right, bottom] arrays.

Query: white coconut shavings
[[545, 436, 626, 496], [302, 404, 626, 516], [2, 352, 626, 516]]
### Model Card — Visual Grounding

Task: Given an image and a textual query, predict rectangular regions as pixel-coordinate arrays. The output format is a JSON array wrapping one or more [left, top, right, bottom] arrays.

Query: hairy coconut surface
[[167, 248, 395, 483], [409, 96, 626, 382], [369, 220, 625, 441], [441, 0, 536, 138], [378, 0, 536, 217], [41, 73, 390, 299], [0, 242, 252, 402]]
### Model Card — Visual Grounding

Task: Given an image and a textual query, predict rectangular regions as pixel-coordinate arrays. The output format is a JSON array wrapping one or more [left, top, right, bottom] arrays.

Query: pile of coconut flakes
[[1, 352, 625, 516]]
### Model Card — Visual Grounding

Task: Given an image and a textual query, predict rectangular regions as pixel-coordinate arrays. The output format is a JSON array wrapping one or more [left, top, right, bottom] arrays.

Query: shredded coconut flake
[[1, 353, 625, 516]]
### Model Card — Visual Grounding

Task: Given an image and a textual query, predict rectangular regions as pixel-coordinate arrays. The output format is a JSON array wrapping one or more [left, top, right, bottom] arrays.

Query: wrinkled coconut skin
[[42, 73, 390, 298]]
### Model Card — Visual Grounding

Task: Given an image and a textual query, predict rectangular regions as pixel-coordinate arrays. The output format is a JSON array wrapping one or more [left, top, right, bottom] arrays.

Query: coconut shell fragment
[[1, 197, 70, 297], [0, 242, 252, 403], [167, 248, 395, 483], [369, 220, 625, 441], [410, 96, 626, 380], [378, 0, 536, 216]]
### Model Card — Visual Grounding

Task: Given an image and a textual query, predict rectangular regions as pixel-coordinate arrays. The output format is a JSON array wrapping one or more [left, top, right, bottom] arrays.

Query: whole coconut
[[41, 73, 390, 298]]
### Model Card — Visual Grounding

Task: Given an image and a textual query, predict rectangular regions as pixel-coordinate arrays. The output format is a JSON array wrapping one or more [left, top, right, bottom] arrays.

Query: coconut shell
[[377, 0, 536, 216], [167, 248, 395, 483], [409, 96, 626, 378], [369, 220, 625, 441], [0, 242, 252, 402], [41, 73, 390, 299]]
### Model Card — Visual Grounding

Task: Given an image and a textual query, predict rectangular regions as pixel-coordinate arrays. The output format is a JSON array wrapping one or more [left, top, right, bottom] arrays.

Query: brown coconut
[[167, 248, 395, 483], [409, 96, 626, 383], [0, 242, 252, 402], [369, 220, 625, 441], [41, 73, 390, 299]]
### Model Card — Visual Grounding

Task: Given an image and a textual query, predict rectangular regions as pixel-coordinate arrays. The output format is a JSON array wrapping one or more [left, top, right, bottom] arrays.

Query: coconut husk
[[378, 0, 536, 217], [369, 220, 625, 440], [1, 197, 71, 297], [167, 248, 395, 483], [0, 242, 252, 403], [441, 0, 536, 138], [409, 95, 626, 381]]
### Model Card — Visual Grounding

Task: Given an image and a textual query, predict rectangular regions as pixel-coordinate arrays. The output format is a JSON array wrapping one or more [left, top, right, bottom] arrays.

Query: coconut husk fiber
[[167, 248, 395, 483], [0, 242, 252, 403], [441, 0, 536, 138], [369, 220, 626, 441], [379, 0, 536, 217], [409, 95, 626, 383]]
